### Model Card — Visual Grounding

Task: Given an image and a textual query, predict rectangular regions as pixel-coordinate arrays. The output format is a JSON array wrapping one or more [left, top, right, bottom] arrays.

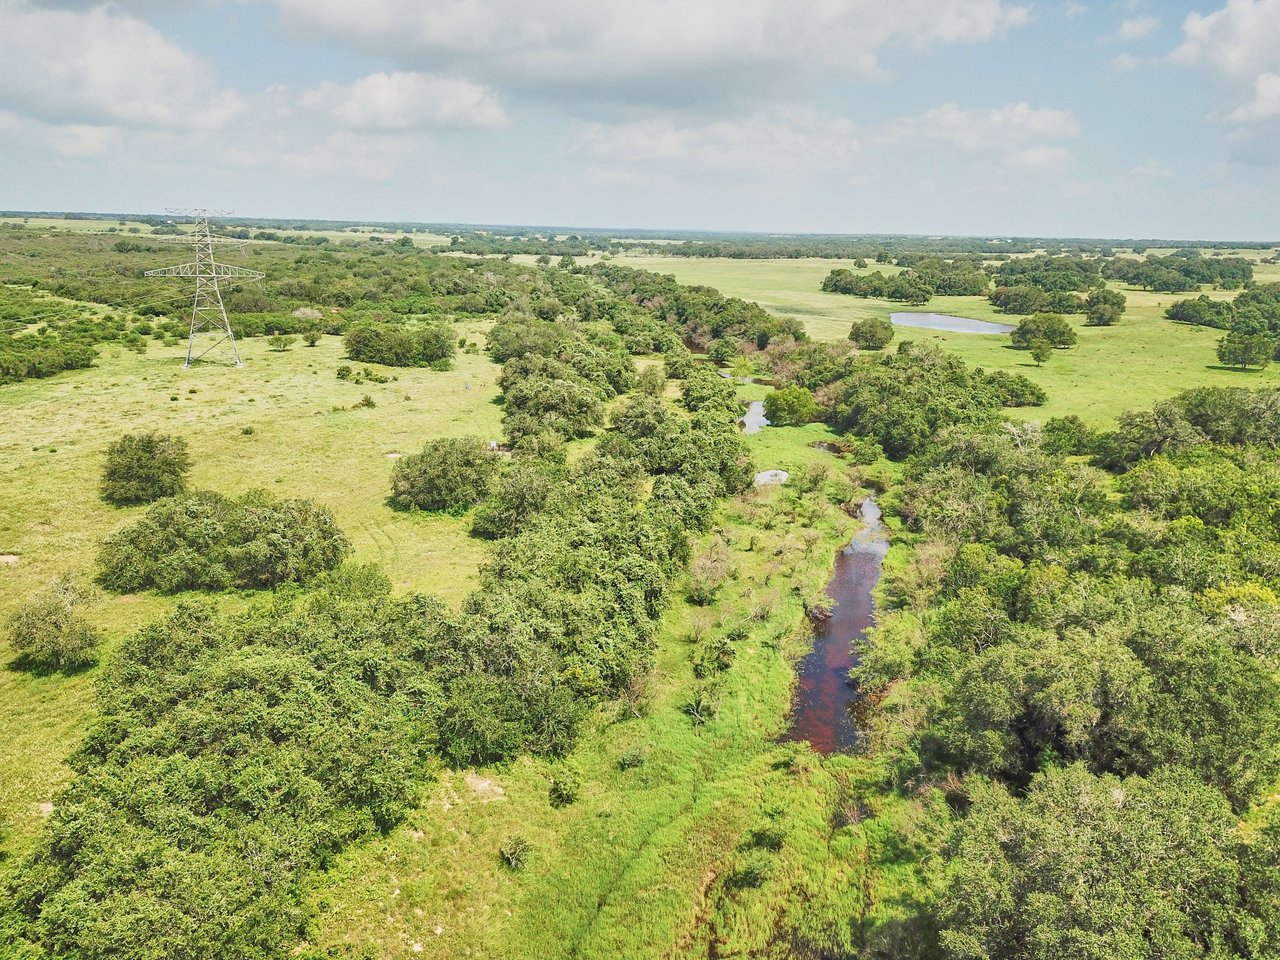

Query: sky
[[0, 0, 1278, 239]]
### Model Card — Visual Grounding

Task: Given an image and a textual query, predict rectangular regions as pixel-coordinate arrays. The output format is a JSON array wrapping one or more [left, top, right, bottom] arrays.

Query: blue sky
[[1, 0, 1278, 239]]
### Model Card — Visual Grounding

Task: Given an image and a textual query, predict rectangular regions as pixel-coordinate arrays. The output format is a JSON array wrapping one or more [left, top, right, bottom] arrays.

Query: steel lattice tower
[[145, 209, 265, 368]]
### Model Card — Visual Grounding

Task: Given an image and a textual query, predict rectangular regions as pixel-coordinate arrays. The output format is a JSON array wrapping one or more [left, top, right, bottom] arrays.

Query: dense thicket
[[1104, 250, 1253, 292], [389, 437, 501, 512], [844, 385, 1280, 955], [344, 322, 455, 368], [1168, 283, 1280, 337], [0, 285, 140, 384], [97, 490, 351, 592]]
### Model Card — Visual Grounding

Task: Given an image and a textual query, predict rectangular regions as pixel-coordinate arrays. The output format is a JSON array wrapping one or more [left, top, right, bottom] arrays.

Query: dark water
[[781, 500, 888, 753], [739, 400, 769, 435], [890, 311, 1016, 335]]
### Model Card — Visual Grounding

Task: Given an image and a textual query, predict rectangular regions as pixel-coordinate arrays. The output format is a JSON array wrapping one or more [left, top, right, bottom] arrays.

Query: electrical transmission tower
[[145, 209, 264, 368]]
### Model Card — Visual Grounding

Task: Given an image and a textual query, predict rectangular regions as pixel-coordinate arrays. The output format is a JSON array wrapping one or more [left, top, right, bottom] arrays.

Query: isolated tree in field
[[1085, 302, 1122, 326], [6, 576, 100, 671], [849, 317, 895, 350], [1011, 313, 1076, 350], [267, 333, 297, 352], [1030, 340, 1053, 367], [390, 436, 501, 512], [100, 431, 191, 505], [302, 330, 321, 347], [1216, 331, 1273, 371], [763, 385, 821, 425]]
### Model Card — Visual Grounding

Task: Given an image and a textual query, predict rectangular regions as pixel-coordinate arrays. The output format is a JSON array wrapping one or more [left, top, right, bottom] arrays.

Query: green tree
[[763, 385, 821, 425], [1030, 340, 1053, 366], [100, 431, 192, 505], [267, 333, 297, 351], [390, 437, 501, 512], [1216, 331, 1273, 371], [848, 317, 896, 350], [939, 765, 1259, 960], [1011, 313, 1077, 350]]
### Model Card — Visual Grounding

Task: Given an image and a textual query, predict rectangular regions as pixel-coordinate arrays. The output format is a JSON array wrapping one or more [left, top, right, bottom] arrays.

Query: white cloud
[[880, 102, 1079, 150], [0, 0, 242, 129], [1130, 158, 1174, 178], [301, 72, 506, 131], [1116, 15, 1159, 40], [566, 106, 859, 177], [277, 0, 1031, 104], [875, 102, 1078, 175], [1113, 52, 1142, 70], [1230, 72, 1280, 121], [1171, 0, 1280, 77]]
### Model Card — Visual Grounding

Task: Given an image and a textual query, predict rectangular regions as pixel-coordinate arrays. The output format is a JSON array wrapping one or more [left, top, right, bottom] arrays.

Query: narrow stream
[[781, 499, 888, 753]]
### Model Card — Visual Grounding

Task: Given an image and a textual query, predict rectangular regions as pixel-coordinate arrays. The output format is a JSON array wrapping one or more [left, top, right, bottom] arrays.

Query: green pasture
[[614, 255, 1280, 424], [0, 327, 502, 853]]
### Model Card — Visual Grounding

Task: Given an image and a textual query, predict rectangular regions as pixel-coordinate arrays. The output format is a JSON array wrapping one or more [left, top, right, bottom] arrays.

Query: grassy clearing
[[303, 412, 935, 958], [614, 255, 1280, 424], [0, 326, 502, 854]]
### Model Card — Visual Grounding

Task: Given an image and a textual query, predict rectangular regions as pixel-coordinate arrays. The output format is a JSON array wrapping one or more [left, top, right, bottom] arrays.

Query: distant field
[[0, 216, 452, 247], [0, 327, 502, 851], [613, 254, 1280, 424]]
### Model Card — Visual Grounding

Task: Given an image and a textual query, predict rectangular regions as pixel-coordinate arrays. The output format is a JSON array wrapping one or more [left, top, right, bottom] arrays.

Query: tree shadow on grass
[[6, 654, 97, 679], [1205, 365, 1270, 373]]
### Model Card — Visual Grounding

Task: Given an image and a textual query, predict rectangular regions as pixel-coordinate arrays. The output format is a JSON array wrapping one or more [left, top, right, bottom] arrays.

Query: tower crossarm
[[145, 263, 266, 279], [157, 233, 251, 245]]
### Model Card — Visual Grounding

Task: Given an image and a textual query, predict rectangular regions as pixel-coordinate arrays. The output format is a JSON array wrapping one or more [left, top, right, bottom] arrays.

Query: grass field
[[0, 328, 503, 853], [613, 255, 1280, 424]]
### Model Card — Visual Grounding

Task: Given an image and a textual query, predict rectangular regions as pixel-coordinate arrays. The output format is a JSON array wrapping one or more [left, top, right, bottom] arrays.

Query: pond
[[739, 400, 769, 435], [890, 312, 1015, 335], [780, 499, 888, 753]]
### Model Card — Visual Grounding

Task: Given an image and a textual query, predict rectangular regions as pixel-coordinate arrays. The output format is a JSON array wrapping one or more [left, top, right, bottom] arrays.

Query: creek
[[781, 499, 888, 753]]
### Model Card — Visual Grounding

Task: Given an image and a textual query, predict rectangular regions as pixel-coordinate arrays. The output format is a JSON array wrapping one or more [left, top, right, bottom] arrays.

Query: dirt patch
[[385, 452, 403, 459], [0, 554, 18, 564], [36, 802, 53, 816], [464, 773, 506, 800]]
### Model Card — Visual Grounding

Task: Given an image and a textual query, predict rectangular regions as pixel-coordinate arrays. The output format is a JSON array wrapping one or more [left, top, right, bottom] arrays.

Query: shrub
[[500, 836, 532, 871], [100, 431, 191, 505], [97, 490, 351, 593], [390, 437, 501, 513], [266, 333, 297, 351], [302, 330, 321, 347], [5, 576, 100, 671], [548, 767, 580, 807], [617, 748, 647, 770]]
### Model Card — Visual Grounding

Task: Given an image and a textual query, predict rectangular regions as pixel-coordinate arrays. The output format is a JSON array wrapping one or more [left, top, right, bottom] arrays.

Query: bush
[[302, 330, 321, 347], [500, 836, 532, 871], [5, 576, 100, 670], [100, 431, 191, 505], [548, 767, 580, 807], [266, 333, 297, 351], [848, 317, 895, 350], [390, 437, 501, 513], [97, 490, 351, 593]]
